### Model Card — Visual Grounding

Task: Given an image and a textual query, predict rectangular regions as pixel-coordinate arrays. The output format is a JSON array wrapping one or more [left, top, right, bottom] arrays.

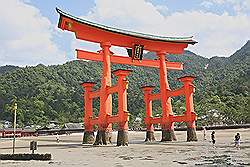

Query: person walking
[[56, 133, 60, 143], [211, 131, 215, 147], [202, 126, 207, 140], [234, 133, 240, 149]]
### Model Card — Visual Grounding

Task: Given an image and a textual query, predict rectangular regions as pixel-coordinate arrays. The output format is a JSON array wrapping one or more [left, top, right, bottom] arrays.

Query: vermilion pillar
[[178, 76, 197, 141], [94, 42, 113, 145], [157, 51, 176, 141], [142, 86, 155, 141], [81, 82, 95, 144], [113, 69, 132, 146]]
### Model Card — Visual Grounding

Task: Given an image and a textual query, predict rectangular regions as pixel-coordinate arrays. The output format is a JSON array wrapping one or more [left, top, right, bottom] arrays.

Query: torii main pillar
[[158, 51, 176, 141], [94, 42, 113, 145]]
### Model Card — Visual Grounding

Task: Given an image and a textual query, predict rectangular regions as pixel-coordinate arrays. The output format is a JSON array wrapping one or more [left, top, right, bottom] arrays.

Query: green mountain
[[0, 41, 249, 127], [0, 65, 19, 75]]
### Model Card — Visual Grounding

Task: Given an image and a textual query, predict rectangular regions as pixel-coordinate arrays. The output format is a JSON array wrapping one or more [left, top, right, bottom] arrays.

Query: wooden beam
[[167, 88, 185, 97], [89, 90, 100, 99], [107, 115, 119, 123], [107, 85, 118, 94], [91, 118, 99, 125], [76, 49, 183, 70], [150, 117, 162, 124], [171, 115, 186, 123], [149, 93, 161, 100]]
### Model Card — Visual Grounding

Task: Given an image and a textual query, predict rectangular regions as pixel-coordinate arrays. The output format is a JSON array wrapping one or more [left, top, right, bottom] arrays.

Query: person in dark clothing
[[202, 126, 207, 140], [234, 133, 240, 149], [211, 131, 215, 146]]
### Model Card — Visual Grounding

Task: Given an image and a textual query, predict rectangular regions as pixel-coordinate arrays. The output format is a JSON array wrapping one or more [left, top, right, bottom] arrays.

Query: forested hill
[[0, 65, 19, 75], [0, 41, 249, 127]]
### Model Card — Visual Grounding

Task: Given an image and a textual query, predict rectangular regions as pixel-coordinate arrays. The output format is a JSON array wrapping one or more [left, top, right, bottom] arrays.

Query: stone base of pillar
[[117, 130, 128, 146], [145, 131, 155, 142], [187, 127, 198, 142], [161, 129, 177, 141], [94, 130, 112, 145], [83, 131, 95, 144]]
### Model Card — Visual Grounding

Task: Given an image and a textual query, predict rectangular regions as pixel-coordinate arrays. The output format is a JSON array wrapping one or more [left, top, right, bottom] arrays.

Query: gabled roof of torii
[[56, 8, 197, 53]]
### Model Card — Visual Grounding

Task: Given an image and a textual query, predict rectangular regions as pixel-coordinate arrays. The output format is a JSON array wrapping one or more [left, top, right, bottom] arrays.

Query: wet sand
[[0, 129, 250, 167]]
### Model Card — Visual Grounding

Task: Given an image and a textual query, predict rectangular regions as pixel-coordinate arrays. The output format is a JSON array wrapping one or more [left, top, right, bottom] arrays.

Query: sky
[[0, 0, 250, 66]]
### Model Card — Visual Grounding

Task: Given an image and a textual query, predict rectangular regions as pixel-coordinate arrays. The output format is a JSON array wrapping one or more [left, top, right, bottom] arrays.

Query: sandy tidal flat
[[0, 129, 250, 167]]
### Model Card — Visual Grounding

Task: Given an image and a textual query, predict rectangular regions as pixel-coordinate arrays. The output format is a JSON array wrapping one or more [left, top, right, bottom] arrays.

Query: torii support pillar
[[178, 76, 198, 141], [94, 42, 113, 145], [142, 86, 155, 142], [113, 69, 132, 146], [158, 51, 176, 141], [81, 69, 132, 146], [81, 82, 95, 144]]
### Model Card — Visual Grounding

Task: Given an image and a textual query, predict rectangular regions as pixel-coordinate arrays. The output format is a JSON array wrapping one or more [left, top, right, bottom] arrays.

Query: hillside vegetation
[[0, 41, 249, 127]]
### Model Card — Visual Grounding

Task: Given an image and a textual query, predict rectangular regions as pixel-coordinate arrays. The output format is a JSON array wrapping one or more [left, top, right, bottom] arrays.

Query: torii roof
[[56, 8, 197, 54]]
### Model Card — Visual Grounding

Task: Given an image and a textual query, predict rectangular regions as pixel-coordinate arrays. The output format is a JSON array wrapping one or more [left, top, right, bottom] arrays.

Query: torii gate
[[56, 8, 198, 146]]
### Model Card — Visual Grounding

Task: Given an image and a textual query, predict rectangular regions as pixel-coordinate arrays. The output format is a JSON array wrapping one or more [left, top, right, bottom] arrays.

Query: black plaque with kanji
[[132, 44, 144, 60]]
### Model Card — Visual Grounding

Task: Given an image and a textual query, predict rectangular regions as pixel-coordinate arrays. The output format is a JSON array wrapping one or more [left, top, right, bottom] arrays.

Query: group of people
[[202, 127, 241, 149]]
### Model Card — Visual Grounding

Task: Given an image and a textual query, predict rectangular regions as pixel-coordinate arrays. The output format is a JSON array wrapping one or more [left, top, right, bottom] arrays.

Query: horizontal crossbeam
[[147, 88, 184, 101], [76, 49, 183, 70], [89, 90, 100, 99], [145, 114, 197, 124], [86, 114, 129, 126], [167, 88, 185, 97], [149, 93, 161, 100]]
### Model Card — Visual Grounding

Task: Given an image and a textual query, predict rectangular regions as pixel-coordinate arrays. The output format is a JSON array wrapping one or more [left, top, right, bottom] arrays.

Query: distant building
[[48, 121, 60, 129], [62, 123, 84, 135], [0, 128, 36, 138], [0, 120, 12, 128], [62, 123, 83, 129], [131, 117, 143, 131], [36, 123, 84, 136]]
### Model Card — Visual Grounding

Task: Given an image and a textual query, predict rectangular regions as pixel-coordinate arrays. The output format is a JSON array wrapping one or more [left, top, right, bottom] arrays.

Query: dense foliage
[[0, 41, 249, 127]]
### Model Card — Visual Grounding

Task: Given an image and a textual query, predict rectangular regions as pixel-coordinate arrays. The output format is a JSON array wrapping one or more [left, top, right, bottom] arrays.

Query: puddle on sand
[[173, 160, 188, 165], [178, 149, 192, 153], [140, 155, 154, 160], [118, 155, 155, 161], [194, 155, 247, 166], [223, 150, 236, 153], [48, 161, 62, 165], [115, 163, 124, 167], [118, 155, 134, 160], [1, 161, 21, 165]]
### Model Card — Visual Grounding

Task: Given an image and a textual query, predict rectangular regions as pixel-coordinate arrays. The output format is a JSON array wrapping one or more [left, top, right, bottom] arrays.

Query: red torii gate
[[56, 8, 198, 146]]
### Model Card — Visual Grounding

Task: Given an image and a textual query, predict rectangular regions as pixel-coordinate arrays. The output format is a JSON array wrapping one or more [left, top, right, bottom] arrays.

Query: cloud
[[200, 1, 214, 8], [210, 0, 226, 4], [87, 0, 165, 30], [80, 0, 250, 58], [155, 5, 169, 16], [162, 11, 250, 57], [203, 0, 250, 14], [0, 0, 66, 66]]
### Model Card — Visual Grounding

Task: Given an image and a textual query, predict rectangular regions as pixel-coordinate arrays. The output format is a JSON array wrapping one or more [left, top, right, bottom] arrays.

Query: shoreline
[[0, 129, 249, 167]]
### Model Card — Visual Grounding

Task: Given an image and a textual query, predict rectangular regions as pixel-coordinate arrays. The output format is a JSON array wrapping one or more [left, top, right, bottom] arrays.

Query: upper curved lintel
[[56, 8, 197, 45]]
